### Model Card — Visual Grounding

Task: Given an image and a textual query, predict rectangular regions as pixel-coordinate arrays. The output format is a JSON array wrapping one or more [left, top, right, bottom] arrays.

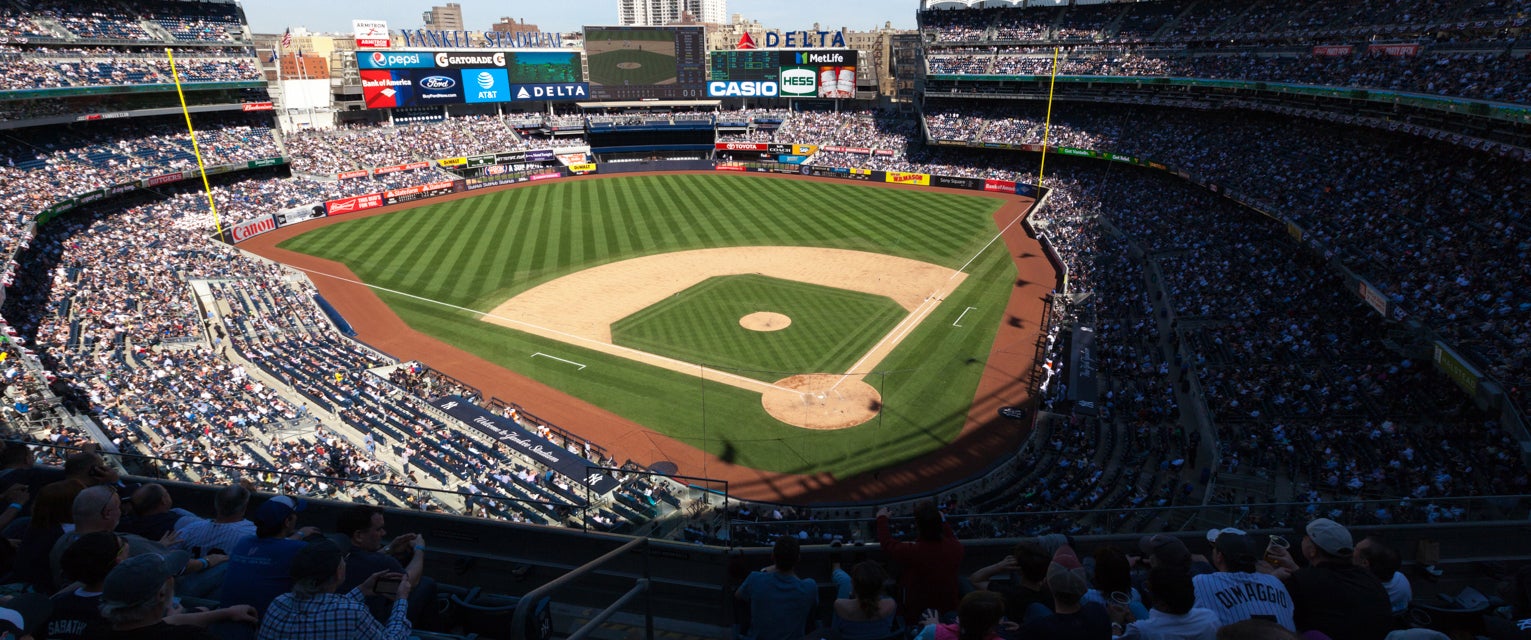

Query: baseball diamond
[[262, 173, 1045, 490]]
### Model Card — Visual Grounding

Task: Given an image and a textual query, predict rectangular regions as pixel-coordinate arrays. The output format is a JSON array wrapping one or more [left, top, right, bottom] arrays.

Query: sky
[[242, 0, 918, 36]]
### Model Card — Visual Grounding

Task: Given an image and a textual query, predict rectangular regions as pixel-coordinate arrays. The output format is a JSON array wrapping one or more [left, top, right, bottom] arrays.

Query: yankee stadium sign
[[398, 29, 565, 49]]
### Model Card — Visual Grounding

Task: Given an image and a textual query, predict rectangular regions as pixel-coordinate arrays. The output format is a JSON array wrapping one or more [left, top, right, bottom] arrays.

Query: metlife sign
[[707, 80, 778, 98]]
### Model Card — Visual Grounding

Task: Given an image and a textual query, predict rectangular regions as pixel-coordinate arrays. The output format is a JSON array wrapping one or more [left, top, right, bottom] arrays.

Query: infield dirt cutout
[[739, 312, 791, 332], [482, 247, 967, 430]]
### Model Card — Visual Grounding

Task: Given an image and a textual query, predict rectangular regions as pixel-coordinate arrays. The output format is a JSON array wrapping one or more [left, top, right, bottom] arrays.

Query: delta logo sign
[[736, 30, 847, 48]]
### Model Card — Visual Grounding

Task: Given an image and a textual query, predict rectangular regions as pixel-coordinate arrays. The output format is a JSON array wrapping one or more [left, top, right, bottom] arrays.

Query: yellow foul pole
[[165, 48, 224, 239], [1036, 46, 1061, 188]]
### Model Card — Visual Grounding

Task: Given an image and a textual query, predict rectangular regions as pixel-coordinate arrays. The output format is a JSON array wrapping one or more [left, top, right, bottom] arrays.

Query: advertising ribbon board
[[248, 158, 284, 169], [325, 193, 384, 216], [1368, 43, 1420, 56], [716, 164, 747, 172], [884, 171, 930, 186], [437, 157, 467, 168], [1431, 342, 1481, 396], [716, 142, 767, 151], [567, 163, 597, 174], [143, 172, 187, 188], [430, 396, 619, 495], [932, 175, 981, 190], [464, 155, 496, 169], [984, 179, 1018, 194], [229, 214, 277, 243], [337, 170, 371, 181], [1313, 45, 1354, 56], [1356, 279, 1391, 318], [242, 101, 275, 111]]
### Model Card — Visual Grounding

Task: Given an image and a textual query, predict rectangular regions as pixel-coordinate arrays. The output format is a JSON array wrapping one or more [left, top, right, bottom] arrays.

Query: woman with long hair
[[831, 561, 900, 640], [915, 590, 1008, 640]]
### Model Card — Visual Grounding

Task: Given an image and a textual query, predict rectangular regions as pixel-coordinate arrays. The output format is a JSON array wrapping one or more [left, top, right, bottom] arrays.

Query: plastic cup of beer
[[1108, 591, 1130, 619], [1265, 535, 1290, 565]]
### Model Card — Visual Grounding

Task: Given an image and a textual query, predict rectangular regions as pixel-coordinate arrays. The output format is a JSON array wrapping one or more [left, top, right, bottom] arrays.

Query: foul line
[[532, 352, 586, 370], [284, 266, 797, 394], [953, 306, 976, 327], [832, 200, 1034, 390]]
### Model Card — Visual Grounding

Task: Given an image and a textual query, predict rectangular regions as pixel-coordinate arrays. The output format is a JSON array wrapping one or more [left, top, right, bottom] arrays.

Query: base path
[[239, 171, 1051, 503]]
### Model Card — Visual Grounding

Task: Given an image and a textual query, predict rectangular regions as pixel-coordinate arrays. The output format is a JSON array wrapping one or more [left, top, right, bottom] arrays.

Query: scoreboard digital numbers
[[583, 26, 707, 100], [710, 50, 779, 83]]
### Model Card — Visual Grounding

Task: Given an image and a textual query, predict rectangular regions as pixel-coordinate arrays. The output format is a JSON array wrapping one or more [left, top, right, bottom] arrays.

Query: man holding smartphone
[[259, 540, 411, 640], [332, 505, 432, 624]]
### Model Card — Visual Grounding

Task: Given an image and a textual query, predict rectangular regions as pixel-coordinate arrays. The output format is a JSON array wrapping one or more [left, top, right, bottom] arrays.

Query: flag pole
[[166, 48, 224, 240]]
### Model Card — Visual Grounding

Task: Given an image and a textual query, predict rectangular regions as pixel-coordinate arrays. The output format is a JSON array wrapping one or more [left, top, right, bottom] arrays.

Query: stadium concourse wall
[[926, 135, 1531, 462]]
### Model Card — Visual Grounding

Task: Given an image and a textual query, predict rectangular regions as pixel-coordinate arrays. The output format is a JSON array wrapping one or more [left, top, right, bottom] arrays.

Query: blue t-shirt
[[217, 536, 307, 613], [738, 571, 817, 640]]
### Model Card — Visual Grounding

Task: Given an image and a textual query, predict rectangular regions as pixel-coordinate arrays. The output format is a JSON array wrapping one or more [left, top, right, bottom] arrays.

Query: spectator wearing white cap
[[97, 552, 256, 640], [1270, 518, 1393, 640], [1014, 544, 1111, 639], [1191, 528, 1294, 631]]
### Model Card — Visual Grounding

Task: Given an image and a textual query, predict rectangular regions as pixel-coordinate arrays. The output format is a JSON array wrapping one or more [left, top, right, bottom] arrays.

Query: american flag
[[280, 28, 291, 49]]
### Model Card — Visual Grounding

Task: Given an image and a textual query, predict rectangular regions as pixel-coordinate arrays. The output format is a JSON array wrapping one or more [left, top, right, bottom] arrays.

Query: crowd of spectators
[[0, 53, 261, 91], [922, 0, 1528, 45], [285, 116, 580, 177], [920, 100, 1530, 414]]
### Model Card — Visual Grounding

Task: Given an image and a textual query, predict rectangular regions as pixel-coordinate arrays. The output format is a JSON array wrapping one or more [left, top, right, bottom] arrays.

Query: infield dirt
[[240, 171, 1051, 503]]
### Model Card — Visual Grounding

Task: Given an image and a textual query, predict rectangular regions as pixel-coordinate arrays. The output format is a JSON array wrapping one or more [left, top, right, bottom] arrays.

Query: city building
[[423, 3, 464, 30], [618, 0, 726, 27], [491, 17, 543, 35]]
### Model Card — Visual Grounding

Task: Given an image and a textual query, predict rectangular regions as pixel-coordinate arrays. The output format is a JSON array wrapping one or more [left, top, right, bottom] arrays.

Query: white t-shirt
[[1383, 571, 1412, 613], [1191, 571, 1296, 630]]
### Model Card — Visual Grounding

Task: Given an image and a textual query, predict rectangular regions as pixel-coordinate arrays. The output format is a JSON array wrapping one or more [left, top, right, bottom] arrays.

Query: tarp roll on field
[[429, 395, 621, 496], [313, 294, 356, 336]]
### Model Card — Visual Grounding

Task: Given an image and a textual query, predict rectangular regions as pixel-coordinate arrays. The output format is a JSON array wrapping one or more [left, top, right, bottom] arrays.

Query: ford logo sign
[[420, 75, 456, 90]]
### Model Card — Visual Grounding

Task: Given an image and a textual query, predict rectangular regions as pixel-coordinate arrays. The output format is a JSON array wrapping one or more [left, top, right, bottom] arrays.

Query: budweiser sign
[[229, 214, 277, 243], [325, 193, 384, 215], [242, 102, 275, 111], [1368, 43, 1419, 56]]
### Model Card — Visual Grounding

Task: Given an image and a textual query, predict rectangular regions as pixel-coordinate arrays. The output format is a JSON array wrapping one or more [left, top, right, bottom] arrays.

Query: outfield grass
[[587, 49, 678, 86], [610, 275, 907, 381], [279, 174, 1016, 476]]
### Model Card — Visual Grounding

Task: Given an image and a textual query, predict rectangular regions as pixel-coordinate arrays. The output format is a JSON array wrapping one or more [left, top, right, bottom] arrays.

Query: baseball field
[[273, 174, 1031, 481]]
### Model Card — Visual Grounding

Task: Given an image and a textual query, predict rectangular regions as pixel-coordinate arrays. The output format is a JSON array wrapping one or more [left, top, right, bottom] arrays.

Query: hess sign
[[707, 80, 778, 97]]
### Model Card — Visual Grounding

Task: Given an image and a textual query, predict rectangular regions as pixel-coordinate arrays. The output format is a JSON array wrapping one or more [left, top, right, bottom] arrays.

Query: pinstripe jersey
[[1191, 571, 1296, 630]]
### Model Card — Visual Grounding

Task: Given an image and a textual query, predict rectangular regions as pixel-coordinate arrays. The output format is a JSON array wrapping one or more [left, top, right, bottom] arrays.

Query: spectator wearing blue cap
[[217, 496, 317, 614], [97, 553, 256, 640]]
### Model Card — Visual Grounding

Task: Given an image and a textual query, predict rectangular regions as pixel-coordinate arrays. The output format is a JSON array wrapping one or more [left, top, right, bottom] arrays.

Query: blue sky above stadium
[[243, 1, 915, 36]]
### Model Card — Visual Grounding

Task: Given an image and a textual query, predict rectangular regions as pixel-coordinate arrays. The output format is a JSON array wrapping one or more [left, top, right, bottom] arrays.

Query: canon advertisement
[[707, 49, 858, 99]]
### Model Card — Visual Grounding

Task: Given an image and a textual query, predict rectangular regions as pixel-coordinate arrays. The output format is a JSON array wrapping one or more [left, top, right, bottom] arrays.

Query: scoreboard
[[584, 26, 708, 100], [707, 49, 858, 99], [357, 50, 588, 109]]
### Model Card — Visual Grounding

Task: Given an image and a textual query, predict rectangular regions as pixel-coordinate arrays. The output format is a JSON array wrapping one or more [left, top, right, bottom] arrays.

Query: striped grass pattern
[[611, 275, 907, 381], [280, 175, 1016, 476], [587, 49, 679, 86]]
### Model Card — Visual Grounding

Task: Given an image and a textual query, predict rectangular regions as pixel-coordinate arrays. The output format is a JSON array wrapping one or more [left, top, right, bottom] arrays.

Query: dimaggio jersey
[[1192, 571, 1296, 630]]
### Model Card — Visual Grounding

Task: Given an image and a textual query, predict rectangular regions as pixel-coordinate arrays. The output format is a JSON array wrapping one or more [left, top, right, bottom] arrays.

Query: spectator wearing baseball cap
[[1192, 528, 1294, 630], [0, 592, 51, 640], [1117, 566, 1219, 640], [97, 553, 218, 639], [1274, 518, 1393, 640], [1015, 544, 1111, 639], [217, 496, 317, 615]]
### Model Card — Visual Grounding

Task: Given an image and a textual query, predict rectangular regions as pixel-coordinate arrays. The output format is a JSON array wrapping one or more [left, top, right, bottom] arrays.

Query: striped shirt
[[175, 516, 257, 555], [1191, 571, 1296, 631]]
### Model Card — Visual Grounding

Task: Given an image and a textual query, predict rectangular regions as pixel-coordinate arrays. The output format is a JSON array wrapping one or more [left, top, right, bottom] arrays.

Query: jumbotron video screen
[[582, 25, 707, 100]]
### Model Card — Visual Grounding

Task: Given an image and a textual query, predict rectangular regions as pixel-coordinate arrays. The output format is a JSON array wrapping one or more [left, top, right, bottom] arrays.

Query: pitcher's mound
[[762, 374, 881, 430], [740, 312, 791, 332], [616, 62, 642, 69]]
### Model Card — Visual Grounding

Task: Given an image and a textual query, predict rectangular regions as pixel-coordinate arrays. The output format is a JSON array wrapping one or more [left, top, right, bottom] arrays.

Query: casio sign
[[707, 81, 778, 97], [420, 75, 456, 90], [779, 68, 816, 95]]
